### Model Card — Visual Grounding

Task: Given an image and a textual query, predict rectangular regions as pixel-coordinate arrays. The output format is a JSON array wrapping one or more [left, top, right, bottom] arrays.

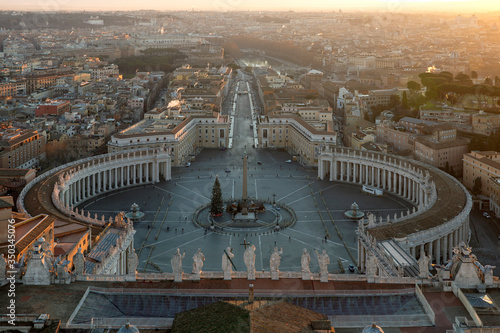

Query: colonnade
[[318, 147, 472, 274], [319, 152, 433, 208], [53, 150, 170, 209], [62, 159, 170, 207]]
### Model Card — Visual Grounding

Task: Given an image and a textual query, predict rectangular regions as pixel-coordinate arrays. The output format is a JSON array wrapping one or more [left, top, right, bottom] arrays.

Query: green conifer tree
[[210, 175, 224, 216]]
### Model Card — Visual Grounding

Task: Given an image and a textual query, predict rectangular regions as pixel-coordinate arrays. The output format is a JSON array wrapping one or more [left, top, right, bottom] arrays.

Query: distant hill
[[0, 12, 136, 30]]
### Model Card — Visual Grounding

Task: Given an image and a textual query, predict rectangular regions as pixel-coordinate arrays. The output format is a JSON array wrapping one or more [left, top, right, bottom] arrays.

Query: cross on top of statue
[[240, 238, 250, 249]]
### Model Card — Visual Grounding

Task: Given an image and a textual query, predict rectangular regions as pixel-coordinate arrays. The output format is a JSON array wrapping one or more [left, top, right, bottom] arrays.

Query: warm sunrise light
[[1, 0, 500, 12]]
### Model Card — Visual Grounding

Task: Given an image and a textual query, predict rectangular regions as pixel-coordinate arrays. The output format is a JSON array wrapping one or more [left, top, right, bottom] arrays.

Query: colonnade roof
[[367, 167, 467, 240], [22, 159, 109, 238]]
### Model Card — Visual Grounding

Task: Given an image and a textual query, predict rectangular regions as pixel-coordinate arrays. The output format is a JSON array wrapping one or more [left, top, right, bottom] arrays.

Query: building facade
[[0, 128, 47, 169]]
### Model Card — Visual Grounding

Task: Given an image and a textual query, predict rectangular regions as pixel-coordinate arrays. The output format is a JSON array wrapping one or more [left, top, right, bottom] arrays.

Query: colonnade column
[[443, 235, 448, 263], [436, 239, 441, 265]]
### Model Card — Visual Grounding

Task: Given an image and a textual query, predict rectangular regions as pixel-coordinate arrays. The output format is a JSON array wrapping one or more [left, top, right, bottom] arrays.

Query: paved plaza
[[80, 147, 412, 275], [79, 74, 413, 275]]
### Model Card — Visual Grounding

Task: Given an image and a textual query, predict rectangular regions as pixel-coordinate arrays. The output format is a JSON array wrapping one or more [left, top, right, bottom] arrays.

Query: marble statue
[[301, 248, 311, 280], [192, 248, 205, 278], [0, 253, 6, 280], [127, 250, 139, 275], [222, 247, 235, 280], [73, 248, 85, 275], [171, 248, 185, 282], [485, 265, 496, 286], [418, 251, 431, 279], [244, 244, 256, 280], [317, 249, 330, 282], [270, 247, 283, 280], [56, 262, 71, 282], [366, 253, 378, 278]]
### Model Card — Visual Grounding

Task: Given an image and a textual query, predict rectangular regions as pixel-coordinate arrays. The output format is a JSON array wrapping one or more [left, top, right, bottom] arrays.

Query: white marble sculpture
[[171, 248, 185, 282], [127, 250, 139, 275], [317, 249, 330, 282], [366, 253, 378, 279], [23, 238, 52, 285], [222, 247, 235, 280], [418, 250, 431, 279], [270, 247, 283, 280], [73, 248, 85, 275], [244, 244, 256, 280], [192, 248, 205, 279], [301, 248, 311, 280]]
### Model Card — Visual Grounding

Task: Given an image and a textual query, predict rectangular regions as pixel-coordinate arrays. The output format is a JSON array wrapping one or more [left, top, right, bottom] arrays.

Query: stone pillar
[[340, 161, 345, 181], [443, 236, 448, 263], [365, 165, 369, 184], [346, 162, 350, 181], [436, 239, 441, 265], [114, 168, 117, 189], [398, 174, 402, 196], [410, 246, 415, 258], [371, 166, 375, 186], [145, 162, 149, 182], [377, 167, 380, 187], [243, 155, 248, 205], [333, 160, 337, 181], [428, 241, 433, 262], [139, 163, 143, 183]]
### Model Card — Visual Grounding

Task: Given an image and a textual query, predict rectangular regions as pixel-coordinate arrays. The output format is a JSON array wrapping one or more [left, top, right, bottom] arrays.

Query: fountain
[[125, 203, 145, 222], [344, 202, 365, 220]]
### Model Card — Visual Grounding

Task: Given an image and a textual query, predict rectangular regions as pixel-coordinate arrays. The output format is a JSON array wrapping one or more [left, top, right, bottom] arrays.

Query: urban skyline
[[1, 0, 500, 12]]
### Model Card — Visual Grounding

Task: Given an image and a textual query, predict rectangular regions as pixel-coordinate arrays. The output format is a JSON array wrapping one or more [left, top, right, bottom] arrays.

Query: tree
[[402, 91, 408, 109], [210, 176, 224, 216], [472, 176, 482, 196], [471, 71, 478, 79], [455, 72, 472, 86], [484, 77, 493, 86], [407, 81, 421, 92], [388, 94, 401, 109]]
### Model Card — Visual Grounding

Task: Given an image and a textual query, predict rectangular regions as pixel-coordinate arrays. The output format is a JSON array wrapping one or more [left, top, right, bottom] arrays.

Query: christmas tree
[[210, 175, 224, 216]]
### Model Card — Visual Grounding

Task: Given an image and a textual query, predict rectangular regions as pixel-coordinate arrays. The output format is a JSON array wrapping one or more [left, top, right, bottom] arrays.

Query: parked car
[[348, 264, 356, 272], [185, 162, 191, 167], [225, 168, 231, 173], [257, 161, 263, 165], [285, 160, 292, 163], [483, 212, 491, 218]]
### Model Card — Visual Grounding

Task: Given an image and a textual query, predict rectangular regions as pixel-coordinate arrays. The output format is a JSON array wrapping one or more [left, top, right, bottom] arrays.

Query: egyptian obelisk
[[242, 153, 248, 215]]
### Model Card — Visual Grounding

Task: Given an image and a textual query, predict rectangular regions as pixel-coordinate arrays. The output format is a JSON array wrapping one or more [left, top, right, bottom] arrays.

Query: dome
[[362, 323, 384, 333], [117, 322, 140, 333]]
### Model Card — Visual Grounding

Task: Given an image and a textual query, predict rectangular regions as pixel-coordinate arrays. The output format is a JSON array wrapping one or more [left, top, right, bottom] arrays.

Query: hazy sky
[[1, 0, 500, 12]]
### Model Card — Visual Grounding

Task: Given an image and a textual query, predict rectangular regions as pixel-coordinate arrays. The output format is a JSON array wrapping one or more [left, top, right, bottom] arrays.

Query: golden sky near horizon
[[1, 0, 500, 12]]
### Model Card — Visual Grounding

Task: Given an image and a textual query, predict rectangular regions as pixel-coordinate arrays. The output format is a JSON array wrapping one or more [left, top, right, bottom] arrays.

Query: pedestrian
[[147, 224, 151, 230]]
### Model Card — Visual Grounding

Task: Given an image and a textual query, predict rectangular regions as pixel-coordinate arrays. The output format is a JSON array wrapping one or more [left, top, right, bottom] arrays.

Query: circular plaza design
[[18, 145, 471, 277]]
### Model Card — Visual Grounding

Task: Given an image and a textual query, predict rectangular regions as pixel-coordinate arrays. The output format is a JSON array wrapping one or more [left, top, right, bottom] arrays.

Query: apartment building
[[0, 80, 27, 97], [463, 151, 500, 216], [257, 114, 337, 165], [108, 114, 230, 166], [414, 125, 469, 174], [0, 127, 47, 169], [35, 100, 71, 117]]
